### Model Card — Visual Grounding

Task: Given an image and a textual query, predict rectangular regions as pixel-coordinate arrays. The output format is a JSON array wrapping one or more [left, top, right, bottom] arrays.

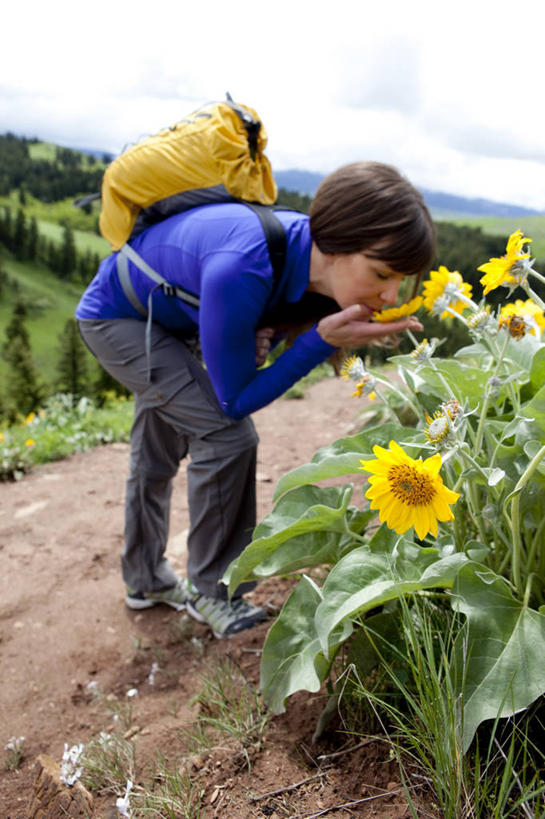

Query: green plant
[[223, 229, 545, 758], [0, 392, 133, 478], [141, 754, 204, 818], [4, 735, 25, 770], [184, 657, 270, 770], [80, 732, 136, 796]]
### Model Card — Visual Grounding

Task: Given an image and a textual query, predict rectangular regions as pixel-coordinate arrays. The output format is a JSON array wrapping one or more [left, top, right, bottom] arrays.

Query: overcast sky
[[3, 0, 545, 210]]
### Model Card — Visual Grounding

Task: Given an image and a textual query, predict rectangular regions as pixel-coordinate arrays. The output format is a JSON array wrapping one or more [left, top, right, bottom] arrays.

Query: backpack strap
[[117, 243, 201, 311], [116, 203, 288, 316]]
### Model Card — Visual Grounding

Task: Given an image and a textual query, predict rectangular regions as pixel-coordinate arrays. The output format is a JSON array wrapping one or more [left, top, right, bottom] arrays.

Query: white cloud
[[2, 0, 545, 210]]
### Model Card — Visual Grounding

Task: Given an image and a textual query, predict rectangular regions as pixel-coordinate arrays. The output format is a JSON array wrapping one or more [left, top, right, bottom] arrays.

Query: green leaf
[[486, 467, 506, 487], [451, 563, 545, 752], [315, 527, 469, 654], [273, 423, 421, 500], [223, 484, 355, 595], [522, 383, 545, 437], [260, 575, 351, 714], [416, 359, 488, 408], [529, 345, 545, 395], [252, 508, 374, 579]]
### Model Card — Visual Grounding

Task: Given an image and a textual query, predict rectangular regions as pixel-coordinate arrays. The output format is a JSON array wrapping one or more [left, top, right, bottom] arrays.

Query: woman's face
[[323, 252, 406, 318]]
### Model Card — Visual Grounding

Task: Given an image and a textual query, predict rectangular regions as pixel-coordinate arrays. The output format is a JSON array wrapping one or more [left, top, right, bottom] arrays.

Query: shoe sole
[[186, 601, 266, 639], [186, 601, 224, 639], [125, 596, 187, 612]]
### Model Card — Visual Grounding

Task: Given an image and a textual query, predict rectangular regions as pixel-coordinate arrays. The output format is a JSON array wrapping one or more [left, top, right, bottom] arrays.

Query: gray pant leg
[[78, 319, 258, 598]]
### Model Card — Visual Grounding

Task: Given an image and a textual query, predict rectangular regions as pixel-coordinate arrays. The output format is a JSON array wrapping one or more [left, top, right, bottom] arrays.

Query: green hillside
[[435, 213, 545, 261], [0, 255, 93, 386]]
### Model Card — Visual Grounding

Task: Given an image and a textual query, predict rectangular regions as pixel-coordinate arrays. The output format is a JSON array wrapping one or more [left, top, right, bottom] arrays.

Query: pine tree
[[27, 215, 38, 260], [0, 206, 12, 247], [58, 223, 77, 278], [13, 208, 27, 259], [3, 299, 30, 354], [56, 318, 90, 400], [4, 335, 45, 417]]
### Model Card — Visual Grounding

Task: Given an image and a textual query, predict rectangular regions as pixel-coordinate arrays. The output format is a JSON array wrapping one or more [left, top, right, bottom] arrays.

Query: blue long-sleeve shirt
[[76, 203, 337, 419]]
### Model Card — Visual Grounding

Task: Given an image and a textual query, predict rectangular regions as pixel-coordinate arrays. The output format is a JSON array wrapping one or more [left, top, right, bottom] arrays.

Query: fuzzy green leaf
[[223, 484, 355, 595], [315, 528, 469, 654], [260, 575, 351, 714], [452, 564, 545, 752], [273, 423, 420, 500]]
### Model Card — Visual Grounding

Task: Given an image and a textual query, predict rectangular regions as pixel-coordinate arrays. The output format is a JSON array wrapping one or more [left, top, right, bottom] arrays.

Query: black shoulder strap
[[243, 202, 288, 288]]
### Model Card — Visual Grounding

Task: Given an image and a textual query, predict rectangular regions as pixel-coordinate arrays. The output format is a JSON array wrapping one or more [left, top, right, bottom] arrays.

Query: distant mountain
[[274, 169, 543, 219]]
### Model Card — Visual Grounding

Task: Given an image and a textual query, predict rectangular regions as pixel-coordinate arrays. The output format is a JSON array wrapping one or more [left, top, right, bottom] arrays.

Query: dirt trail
[[0, 378, 424, 818]]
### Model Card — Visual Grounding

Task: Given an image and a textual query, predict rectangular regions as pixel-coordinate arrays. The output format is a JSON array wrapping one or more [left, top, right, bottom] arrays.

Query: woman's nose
[[381, 279, 401, 304]]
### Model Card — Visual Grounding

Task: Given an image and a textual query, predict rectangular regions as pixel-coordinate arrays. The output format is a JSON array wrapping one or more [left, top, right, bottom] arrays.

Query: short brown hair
[[309, 162, 435, 277]]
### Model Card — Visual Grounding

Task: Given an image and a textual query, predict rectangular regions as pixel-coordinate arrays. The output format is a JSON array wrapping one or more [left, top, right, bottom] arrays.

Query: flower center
[[387, 464, 437, 506]]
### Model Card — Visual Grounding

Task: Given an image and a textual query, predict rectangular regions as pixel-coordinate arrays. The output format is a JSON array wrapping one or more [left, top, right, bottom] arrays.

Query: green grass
[[36, 218, 110, 256], [27, 141, 58, 161], [0, 255, 92, 384], [436, 213, 545, 261], [0, 191, 109, 240]]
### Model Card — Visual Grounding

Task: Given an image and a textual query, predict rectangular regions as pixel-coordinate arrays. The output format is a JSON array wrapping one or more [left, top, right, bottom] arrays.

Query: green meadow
[[436, 213, 545, 260]]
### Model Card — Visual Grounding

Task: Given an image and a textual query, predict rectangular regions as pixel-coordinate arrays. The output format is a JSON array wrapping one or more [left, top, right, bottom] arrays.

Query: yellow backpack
[[98, 94, 278, 251]]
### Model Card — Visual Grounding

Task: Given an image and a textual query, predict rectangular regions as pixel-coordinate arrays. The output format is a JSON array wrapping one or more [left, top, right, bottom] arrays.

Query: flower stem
[[522, 281, 545, 312], [508, 443, 545, 597], [474, 332, 510, 454]]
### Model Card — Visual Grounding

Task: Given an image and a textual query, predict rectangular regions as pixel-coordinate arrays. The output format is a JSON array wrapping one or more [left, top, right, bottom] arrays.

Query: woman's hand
[[317, 304, 423, 348], [255, 327, 275, 366]]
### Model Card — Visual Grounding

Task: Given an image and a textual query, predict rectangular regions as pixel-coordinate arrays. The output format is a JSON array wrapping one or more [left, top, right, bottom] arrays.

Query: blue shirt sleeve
[[197, 244, 336, 419]]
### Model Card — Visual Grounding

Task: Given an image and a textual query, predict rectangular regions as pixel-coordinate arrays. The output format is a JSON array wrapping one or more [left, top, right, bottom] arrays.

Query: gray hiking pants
[[78, 319, 258, 599]]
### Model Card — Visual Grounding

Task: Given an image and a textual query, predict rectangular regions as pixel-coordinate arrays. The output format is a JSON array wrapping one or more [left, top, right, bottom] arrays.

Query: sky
[[3, 0, 545, 211]]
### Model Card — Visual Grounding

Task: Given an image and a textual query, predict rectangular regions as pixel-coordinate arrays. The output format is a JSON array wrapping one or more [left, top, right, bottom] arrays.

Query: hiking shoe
[[125, 578, 191, 611], [186, 593, 267, 639]]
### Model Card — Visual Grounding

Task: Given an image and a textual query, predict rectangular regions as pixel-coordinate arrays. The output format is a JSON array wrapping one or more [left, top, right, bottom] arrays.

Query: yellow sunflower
[[422, 266, 473, 319], [478, 229, 532, 296], [360, 440, 460, 540], [498, 299, 545, 338], [372, 296, 423, 323]]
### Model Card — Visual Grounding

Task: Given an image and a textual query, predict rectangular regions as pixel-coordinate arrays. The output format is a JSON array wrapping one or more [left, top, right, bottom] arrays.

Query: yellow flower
[[25, 439, 35, 447], [0, 432, 5, 443], [24, 412, 36, 426], [422, 266, 473, 319], [351, 377, 376, 400], [372, 296, 423, 323], [360, 440, 460, 540], [498, 299, 545, 339], [425, 411, 451, 446], [478, 230, 532, 296], [340, 354, 365, 381]]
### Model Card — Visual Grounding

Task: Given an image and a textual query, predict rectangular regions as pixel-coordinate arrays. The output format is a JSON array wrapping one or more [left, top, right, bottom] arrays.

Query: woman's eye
[[376, 272, 390, 281]]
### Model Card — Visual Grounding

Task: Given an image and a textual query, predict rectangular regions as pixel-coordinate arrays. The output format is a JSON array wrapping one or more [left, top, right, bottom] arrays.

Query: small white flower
[[98, 731, 112, 747], [148, 662, 159, 686], [116, 779, 134, 817], [60, 743, 84, 786], [126, 688, 138, 698], [5, 736, 25, 751]]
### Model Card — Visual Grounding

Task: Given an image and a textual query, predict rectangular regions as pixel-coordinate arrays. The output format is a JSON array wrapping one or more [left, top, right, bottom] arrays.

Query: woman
[[76, 161, 434, 638]]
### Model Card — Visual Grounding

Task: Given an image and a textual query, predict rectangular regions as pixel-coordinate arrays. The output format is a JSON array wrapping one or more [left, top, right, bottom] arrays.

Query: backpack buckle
[[162, 283, 175, 297]]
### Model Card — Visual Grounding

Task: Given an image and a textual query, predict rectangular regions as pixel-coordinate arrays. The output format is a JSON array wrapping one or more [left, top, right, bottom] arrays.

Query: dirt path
[[0, 378, 424, 818]]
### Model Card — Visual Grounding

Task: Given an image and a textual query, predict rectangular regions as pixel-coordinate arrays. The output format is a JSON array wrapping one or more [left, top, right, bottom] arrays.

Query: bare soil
[[0, 378, 433, 818]]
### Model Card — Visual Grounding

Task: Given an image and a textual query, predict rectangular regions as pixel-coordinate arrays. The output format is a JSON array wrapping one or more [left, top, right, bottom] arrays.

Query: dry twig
[[248, 771, 327, 801]]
